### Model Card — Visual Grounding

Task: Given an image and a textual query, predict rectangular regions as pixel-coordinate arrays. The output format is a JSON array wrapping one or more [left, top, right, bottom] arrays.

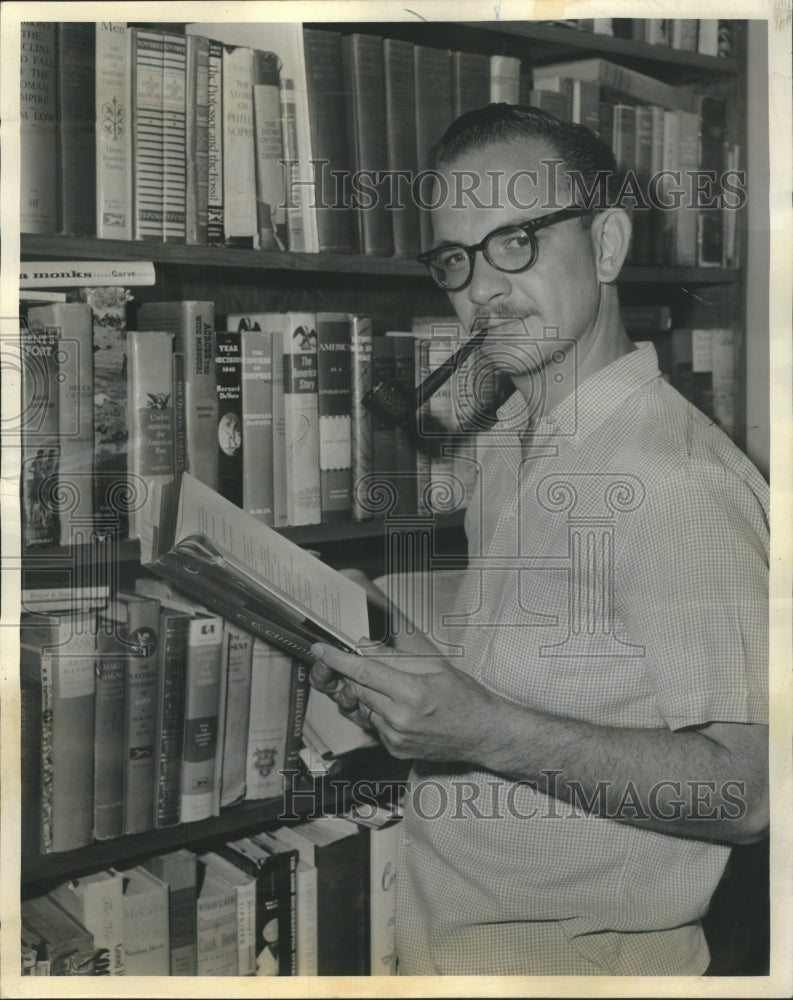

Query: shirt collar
[[495, 341, 661, 442]]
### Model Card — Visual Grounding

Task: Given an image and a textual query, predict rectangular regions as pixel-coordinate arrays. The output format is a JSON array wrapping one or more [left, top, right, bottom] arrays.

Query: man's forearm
[[480, 702, 768, 844]]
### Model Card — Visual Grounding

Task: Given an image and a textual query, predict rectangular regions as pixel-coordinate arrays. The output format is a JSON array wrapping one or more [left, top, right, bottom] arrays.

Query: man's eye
[[504, 232, 532, 251], [436, 248, 468, 270]]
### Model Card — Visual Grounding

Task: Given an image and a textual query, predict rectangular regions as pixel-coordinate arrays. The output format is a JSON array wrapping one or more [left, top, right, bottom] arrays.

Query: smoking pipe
[[361, 327, 488, 428]]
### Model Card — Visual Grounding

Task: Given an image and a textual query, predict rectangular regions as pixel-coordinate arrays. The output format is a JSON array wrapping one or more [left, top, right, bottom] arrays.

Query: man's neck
[[510, 285, 635, 424]]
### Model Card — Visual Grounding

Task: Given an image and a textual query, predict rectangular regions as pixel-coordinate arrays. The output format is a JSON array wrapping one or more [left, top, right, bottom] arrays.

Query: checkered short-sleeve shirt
[[396, 343, 769, 976]]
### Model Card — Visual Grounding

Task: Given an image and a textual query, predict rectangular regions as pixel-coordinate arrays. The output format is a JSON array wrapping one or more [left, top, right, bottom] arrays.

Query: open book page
[[146, 472, 370, 647]]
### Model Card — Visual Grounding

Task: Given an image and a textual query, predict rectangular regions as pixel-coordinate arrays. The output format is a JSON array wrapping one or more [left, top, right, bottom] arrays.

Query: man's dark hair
[[429, 103, 620, 225]]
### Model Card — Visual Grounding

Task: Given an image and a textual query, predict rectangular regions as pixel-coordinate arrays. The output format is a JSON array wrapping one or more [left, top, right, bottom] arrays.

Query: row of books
[[22, 808, 401, 976], [20, 20, 525, 256], [19, 294, 487, 550], [22, 473, 386, 855], [20, 597, 307, 854], [527, 65, 740, 269], [553, 18, 734, 56]]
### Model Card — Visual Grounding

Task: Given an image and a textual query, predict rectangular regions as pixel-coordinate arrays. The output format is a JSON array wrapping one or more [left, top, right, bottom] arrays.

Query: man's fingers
[[311, 643, 414, 700]]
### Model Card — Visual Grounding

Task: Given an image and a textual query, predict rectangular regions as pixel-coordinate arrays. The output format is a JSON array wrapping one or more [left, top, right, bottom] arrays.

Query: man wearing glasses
[[310, 105, 768, 976]]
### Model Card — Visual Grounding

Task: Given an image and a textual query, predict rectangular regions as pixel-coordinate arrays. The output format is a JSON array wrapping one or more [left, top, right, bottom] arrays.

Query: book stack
[[22, 807, 402, 977]]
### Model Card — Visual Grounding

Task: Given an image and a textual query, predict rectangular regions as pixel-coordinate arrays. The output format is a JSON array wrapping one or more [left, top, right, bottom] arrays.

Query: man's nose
[[464, 250, 511, 306]]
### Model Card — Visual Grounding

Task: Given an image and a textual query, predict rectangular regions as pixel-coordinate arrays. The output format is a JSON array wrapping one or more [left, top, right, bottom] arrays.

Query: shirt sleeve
[[615, 461, 768, 730]]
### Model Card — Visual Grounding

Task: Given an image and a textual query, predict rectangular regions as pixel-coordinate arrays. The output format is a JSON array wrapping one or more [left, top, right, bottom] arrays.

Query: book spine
[[180, 615, 223, 823], [46, 632, 97, 853], [56, 23, 96, 235], [93, 634, 126, 840], [383, 39, 420, 257], [414, 45, 452, 250], [573, 79, 601, 132], [302, 28, 355, 253], [131, 29, 164, 240], [370, 336, 398, 514], [162, 33, 187, 243], [316, 312, 352, 521], [279, 78, 305, 252], [20, 674, 42, 857], [367, 820, 401, 975], [20, 22, 57, 234], [183, 302, 218, 489], [126, 329, 175, 541], [710, 328, 736, 439], [214, 329, 243, 507], [675, 109, 700, 266], [414, 338, 432, 513], [350, 315, 374, 521], [121, 596, 161, 835], [611, 105, 636, 264], [153, 612, 189, 828], [698, 96, 725, 267], [219, 624, 253, 808], [271, 323, 289, 528], [657, 109, 681, 265], [207, 39, 225, 245], [283, 314, 321, 525], [52, 875, 127, 975], [490, 54, 522, 103], [285, 658, 310, 776], [241, 328, 275, 524], [295, 858, 318, 975], [342, 34, 392, 255], [143, 852, 198, 975], [196, 874, 239, 975], [95, 23, 133, 239], [28, 303, 95, 544], [186, 34, 210, 245], [252, 50, 285, 250], [222, 44, 257, 245], [698, 19, 719, 56], [245, 639, 293, 801], [121, 869, 170, 975], [316, 828, 370, 974], [633, 105, 654, 265], [148, 551, 317, 663], [452, 50, 491, 118], [393, 338, 418, 516], [202, 855, 257, 975], [20, 319, 61, 548], [172, 351, 187, 474], [88, 287, 129, 536]]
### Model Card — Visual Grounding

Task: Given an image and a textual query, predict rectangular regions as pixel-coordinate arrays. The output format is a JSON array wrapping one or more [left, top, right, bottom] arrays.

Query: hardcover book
[[138, 471, 370, 665], [119, 865, 170, 975], [19, 612, 96, 854], [533, 58, 698, 113], [50, 871, 127, 975], [214, 328, 243, 508], [56, 23, 96, 235], [95, 22, 133, 239], [206, 38, 225, 245], [20, 22, 57, 234], [162, 32, 188, 243], [126, 328, 175, 541], [131, 28, 165, 240], [186, 33, 210, 245], [245, 639, 293, 802], [302, 28, 355, 252], [383, 38, 421, 257], [195, 868, 239, 976], [342, 33, 393, 255], [180, 614, 224, 824], [453, 50, 491, 117], [222, 44, 258, 246], [350, 314, 374, 521], [93, 623, 126, 840], [27, 303, 94, 544], [218, 623, 253, 809], [282, 312, 321, 526], [199, 852, 257, 975], [143, 849, 198, 975], [240, 326, 275, 524], [21, 896, 97, 976], [414, 45, 452, 251], [316, 312, 353, 521], [152, 607, 190, 828], [252, 49, 286, 249], [136, 300, 218, 492]]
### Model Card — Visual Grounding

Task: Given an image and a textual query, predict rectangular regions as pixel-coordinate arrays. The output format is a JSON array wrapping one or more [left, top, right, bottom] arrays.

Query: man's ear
[[590, 208, 632, 283]]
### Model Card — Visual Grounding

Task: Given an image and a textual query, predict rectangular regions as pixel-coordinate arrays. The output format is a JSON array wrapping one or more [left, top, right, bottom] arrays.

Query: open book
[[140, 472, 371, 665]]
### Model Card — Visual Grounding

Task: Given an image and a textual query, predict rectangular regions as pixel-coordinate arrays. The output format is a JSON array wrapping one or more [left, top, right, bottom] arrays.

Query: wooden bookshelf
[[20, 235, 741, 285]]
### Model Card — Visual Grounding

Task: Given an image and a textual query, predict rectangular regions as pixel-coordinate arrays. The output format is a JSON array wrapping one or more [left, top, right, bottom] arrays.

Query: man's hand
[[309, 642, 504, 761]]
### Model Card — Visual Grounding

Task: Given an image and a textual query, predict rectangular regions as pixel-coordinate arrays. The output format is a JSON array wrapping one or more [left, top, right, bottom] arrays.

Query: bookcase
[[15, 15, 769, 977]]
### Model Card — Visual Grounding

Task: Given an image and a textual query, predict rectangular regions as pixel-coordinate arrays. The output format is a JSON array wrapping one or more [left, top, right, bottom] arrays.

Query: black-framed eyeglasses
[[417, 206, 593, 292]]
